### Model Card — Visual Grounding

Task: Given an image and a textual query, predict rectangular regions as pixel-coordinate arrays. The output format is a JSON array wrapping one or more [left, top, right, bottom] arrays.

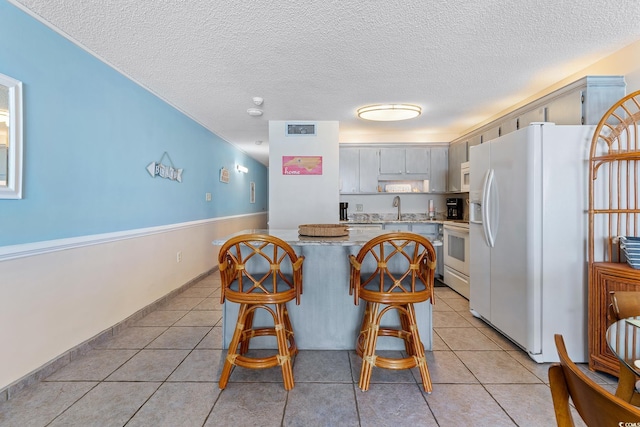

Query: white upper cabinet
[[358, 148, 379, 193], [429, 146, 448, 192], [517, 106, 546, 129], [379, 147, 430, 177], [339, 147, 380, 193], [447, 140, 467, 192], [450, 75, 626, 154], [379, 148, 405, 174], [339, 147, 360, 193], [340, 145, 446, 194], [405, 148, 431, 175], [468, 134, 482, 149], [546, 90, 583, 125], [482, 126, 500, 143]]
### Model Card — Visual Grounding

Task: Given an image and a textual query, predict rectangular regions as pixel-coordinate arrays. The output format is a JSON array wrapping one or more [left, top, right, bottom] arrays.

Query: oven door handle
[[443, 224, 468, 234]]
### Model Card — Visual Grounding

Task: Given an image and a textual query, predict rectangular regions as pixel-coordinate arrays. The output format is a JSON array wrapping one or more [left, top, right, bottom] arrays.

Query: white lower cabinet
[[347, 223, 383, 230], [383, 223, 411, 231]]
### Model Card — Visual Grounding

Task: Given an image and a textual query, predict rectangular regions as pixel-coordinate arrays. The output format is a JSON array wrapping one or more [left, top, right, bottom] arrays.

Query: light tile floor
[[0, 275, 618, 426]]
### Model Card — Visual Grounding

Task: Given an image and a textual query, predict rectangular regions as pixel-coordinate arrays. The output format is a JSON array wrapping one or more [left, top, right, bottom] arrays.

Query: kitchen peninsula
[[212, 228, 441, 350]]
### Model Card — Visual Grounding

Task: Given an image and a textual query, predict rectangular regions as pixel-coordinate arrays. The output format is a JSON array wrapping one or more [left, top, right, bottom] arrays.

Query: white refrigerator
[[469, 123, 593, 363]]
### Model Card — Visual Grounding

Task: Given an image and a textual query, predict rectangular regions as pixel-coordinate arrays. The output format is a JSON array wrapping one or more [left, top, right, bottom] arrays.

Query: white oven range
[[443, 222, 470, 298]]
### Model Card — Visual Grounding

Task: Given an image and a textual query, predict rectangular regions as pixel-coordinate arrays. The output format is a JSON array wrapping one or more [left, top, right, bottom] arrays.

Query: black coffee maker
[[339, 202, 349, 221], [446, 198, 463, 220]]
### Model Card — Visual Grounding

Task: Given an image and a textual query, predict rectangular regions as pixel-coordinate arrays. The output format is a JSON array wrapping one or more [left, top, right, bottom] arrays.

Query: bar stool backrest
[[218, 234, 304, 305], [349, 232, 437, 305]]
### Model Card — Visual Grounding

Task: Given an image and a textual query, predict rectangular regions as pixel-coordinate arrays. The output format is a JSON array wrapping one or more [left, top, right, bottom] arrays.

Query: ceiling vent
[[286, 123, 316, 136]]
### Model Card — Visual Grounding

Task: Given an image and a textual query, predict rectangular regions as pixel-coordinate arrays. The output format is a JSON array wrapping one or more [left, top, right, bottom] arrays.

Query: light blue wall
[[0, 1, 267, 246]]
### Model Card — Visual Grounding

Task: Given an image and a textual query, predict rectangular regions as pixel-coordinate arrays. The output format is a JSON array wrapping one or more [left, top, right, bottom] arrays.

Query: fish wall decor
[[146, 152, 183, 183]]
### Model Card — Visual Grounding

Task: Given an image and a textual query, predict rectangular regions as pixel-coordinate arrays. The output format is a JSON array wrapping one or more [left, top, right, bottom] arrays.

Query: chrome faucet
[[392, 195, 401, 220]]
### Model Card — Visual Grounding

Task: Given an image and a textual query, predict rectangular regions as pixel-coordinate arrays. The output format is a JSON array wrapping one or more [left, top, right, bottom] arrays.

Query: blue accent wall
[[0, 1, 267, 246]]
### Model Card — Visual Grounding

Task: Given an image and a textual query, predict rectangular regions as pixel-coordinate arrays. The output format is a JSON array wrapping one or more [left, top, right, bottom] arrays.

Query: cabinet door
[[358, 148, 379, 193], [379, 148, 405, 174], [384, 223, 411, 231], [447, 141, 467, 192], [405, 148, 430, 175], [501, 118, 518, 135], [517, 107, 546, 128], [468, 134, 482, 149], [483, 126, 501, 143], [339, 147, 359, 193], [546, 91, 583, 125], [411, 223, 439, 239], [429, 147, 448, 192]]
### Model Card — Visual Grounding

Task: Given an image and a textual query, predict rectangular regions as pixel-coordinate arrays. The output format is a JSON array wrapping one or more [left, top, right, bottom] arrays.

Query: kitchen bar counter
[[211, 227, 422, 247], [213, 228, 439, 350]]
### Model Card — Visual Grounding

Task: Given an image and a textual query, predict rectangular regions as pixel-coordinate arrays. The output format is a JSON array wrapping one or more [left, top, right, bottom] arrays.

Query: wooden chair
[[609, 291, 640, 323], [608, 290, 640, 405], [218, 234, 304, 390], [549, 334, 640, 426], [349, 232, 436, 392]]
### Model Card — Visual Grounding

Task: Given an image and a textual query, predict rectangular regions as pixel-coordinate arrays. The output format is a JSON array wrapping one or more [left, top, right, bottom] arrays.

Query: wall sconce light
[[236, 164, 249, 173]]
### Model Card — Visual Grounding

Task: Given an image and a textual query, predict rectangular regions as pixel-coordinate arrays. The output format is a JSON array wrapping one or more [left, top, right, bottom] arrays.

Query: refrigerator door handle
[[482, 169, 495, 248]]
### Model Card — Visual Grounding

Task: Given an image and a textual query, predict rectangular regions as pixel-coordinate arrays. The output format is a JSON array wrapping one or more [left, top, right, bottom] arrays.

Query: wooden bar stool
[[218, 234, 304, 390], [349, 232, 436, 392]]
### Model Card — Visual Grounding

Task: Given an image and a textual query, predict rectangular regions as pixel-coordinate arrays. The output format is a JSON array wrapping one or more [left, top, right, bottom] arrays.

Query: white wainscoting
[[0, 213, 266, 393]]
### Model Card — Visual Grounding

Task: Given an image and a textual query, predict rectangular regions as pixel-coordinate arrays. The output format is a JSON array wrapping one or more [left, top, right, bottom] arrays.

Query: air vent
[[286, 123, 316, 136]]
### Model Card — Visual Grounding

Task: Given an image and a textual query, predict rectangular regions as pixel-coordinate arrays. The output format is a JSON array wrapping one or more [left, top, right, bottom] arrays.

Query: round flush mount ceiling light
[[247, 108, 263, 116], [357, 104, 421, 121]]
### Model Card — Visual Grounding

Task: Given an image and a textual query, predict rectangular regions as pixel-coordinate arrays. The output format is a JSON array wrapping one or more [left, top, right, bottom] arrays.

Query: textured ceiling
[[10, 0, 640, 165]]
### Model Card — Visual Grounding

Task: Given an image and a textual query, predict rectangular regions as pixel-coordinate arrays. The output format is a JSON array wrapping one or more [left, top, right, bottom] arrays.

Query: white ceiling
[[10, 0, 640, 166]]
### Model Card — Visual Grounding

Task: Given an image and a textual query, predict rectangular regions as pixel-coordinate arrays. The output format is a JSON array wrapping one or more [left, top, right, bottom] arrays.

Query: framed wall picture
[[282, 155, 322, 175], [219, 167, 230, 183]]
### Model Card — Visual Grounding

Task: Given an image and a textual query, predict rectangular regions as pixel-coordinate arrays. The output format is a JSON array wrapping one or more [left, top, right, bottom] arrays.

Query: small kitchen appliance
[[339, 202, 349, 221], [446, 198, 463, 220]]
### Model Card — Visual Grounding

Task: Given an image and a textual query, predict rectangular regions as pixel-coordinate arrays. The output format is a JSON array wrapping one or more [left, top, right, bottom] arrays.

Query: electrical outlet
[[176, 251, 182, 263], [356, 204, 363, 212], [205, 192, 212, 202]]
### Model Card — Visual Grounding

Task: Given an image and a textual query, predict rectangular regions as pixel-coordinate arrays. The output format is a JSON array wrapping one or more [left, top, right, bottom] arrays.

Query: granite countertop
[[212, 228, 443, 247], [342, 213, 443, 224], [341, 213, 469, 226]]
